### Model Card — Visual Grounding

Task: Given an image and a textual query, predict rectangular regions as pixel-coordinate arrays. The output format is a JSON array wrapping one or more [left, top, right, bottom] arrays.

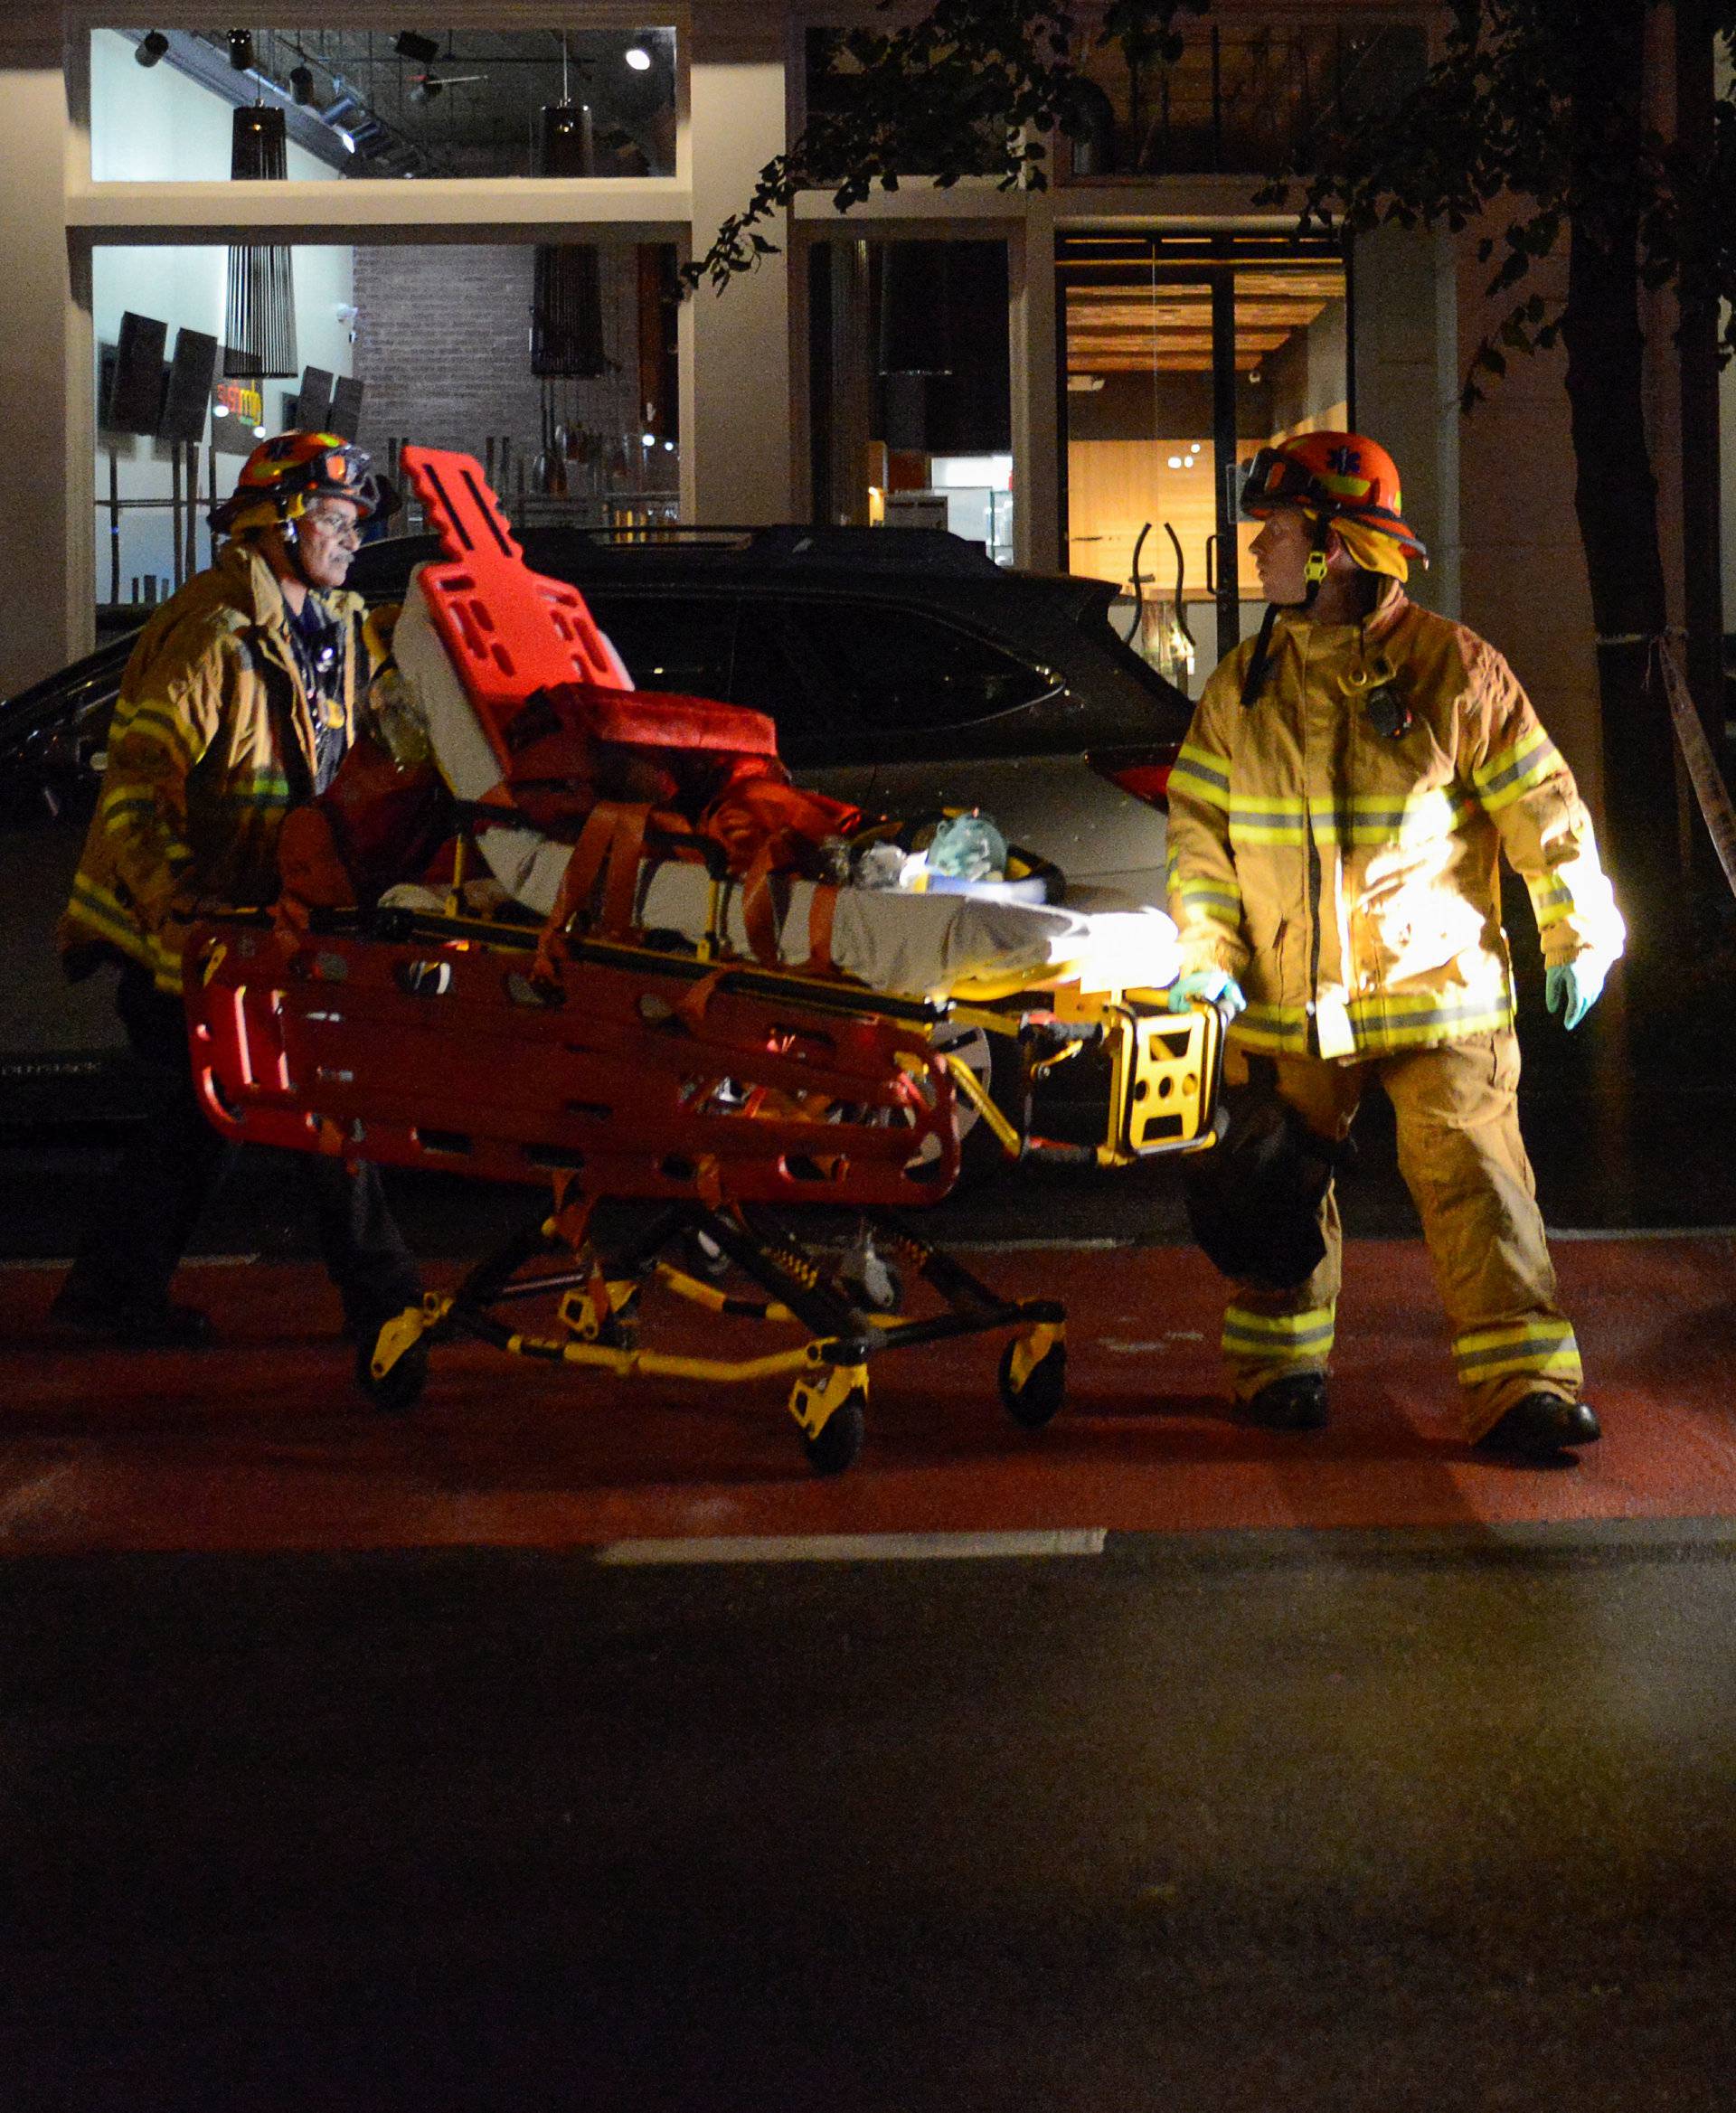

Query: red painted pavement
[[2, 1236, 1734, 1552]]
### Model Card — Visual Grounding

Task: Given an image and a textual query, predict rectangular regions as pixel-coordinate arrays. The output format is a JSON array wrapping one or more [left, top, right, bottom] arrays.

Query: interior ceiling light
[[227, 28, 253, 71], [624, 46, 652, 71], [531, 98, 607, 379], [224, 106, 297, 381], [393, 30, 441, 65], [288, 65, 316, 105], [878, 244, 955, 378], [135, 31, 169, 68]]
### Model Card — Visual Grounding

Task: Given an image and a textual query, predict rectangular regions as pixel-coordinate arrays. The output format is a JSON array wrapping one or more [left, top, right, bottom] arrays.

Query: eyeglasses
[[302, 509, 362, 543]]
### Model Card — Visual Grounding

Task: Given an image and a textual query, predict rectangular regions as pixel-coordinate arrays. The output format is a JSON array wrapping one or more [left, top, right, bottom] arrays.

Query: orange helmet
[[1240, 430, 1427, 563], [210, 430, 384, 536]]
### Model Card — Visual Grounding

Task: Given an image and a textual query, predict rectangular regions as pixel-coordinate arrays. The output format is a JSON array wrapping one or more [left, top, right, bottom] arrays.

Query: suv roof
[[347, 524, 1103, 606]]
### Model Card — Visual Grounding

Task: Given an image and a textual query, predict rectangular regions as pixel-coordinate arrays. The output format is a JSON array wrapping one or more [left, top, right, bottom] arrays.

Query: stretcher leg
[[354, 1189, 1070, 1470]]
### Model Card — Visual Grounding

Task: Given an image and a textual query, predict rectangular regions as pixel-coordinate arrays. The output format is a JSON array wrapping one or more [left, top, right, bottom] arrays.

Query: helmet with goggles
[[210, 431, 386, 538], [1239, 430, 1427, 565]]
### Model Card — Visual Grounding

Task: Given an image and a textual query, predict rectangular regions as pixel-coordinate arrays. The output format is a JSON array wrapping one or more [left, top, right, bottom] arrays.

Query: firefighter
[[1165, 429, 1625, 1459], [52, 432, 420, 1353]]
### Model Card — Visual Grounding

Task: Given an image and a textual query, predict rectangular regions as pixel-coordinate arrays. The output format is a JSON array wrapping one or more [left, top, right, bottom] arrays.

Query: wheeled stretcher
[[181, 450, 1226, 1473]]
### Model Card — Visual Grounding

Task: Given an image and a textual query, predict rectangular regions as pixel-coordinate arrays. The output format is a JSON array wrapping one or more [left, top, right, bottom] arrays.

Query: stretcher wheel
[[802, 1391, 866, 1476], [355, 1334, 428, 1414], [998, 1336, 1066, 1429]]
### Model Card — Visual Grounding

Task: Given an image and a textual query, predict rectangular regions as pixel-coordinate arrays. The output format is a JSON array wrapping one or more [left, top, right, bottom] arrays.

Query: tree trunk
[[1560, 4, 1681, 967]]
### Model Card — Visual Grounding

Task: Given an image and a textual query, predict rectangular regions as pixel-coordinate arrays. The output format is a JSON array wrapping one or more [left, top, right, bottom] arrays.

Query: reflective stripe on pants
[[1219, 1030, 1580, 1439]]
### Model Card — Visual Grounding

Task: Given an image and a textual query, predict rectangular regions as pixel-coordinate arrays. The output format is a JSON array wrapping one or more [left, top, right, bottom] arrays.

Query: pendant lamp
[[224, 105, 298, 381], [531, 101, 607, 379], [877, 243, 954, 377]]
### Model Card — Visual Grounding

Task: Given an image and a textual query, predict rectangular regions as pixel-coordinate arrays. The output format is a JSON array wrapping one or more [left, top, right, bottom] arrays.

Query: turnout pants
[[1220, 1028, 1580, 1439], [63, 962, 420, 1335]]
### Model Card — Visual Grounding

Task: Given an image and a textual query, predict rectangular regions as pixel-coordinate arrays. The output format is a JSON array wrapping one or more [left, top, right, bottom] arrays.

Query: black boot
[[1240, 1371, 1329, 1431], [1476, 1391, 1600, 1460], [51, 1285, 214, 1348]]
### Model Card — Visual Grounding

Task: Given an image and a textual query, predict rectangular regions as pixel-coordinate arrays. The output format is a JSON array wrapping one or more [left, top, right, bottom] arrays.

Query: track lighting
[[289, 65, 316, 105], [227, 28, 253, 71], [135, 30, 169, 68]]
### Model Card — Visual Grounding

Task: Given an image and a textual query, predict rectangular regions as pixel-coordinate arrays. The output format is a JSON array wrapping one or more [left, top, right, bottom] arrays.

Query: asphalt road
[[2, 1527, 1734, 2110], [5, 1011, 1735, 2107]]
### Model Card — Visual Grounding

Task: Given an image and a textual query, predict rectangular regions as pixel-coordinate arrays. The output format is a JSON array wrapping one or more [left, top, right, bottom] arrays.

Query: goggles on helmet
[[210, 433, 386, 536], [1237, 430, 1427, 564], [1240, 446, 1333, 519]]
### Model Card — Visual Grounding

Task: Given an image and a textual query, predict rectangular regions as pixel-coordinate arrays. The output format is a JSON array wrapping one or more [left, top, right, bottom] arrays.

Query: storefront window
[[1060, 234, 1347, 696], [808, 241, 1014, 562], [90, 27, 676, 181], [1059, 16, 1427, 181], [91, 240, 679, 611]]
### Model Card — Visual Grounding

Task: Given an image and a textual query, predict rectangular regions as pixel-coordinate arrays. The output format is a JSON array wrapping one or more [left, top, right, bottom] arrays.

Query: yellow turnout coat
[[59, 541, 376, 993], [1165, 589, 1624, 1059]]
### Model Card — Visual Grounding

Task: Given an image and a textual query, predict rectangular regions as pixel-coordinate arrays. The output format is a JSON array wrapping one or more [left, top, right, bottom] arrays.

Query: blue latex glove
[[1545, 957, 1607, 1031], [1166, 967, 1248, 1019]]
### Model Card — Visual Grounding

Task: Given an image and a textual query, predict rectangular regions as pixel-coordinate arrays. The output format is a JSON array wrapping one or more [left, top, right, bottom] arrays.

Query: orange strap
[[741, 845, 786, 967], [675, 966, 729, 1033], [806, 882, 838, 976], [599, 803, 650, 937], [531, 801, 651, 981], [551, 1171, 595, 1255], [270, 893, 312, 948]]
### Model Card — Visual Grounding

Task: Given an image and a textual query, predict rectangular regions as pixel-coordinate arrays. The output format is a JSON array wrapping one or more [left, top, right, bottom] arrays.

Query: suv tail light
[[1089, 741, 1181, 809]]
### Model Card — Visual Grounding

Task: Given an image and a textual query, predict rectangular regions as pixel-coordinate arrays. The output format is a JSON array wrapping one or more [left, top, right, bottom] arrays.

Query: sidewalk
[[6, 1233, 1735, 1553]]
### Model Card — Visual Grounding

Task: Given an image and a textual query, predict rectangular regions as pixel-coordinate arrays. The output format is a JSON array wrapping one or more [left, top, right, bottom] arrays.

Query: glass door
[[1059, 234, 1348, 697]]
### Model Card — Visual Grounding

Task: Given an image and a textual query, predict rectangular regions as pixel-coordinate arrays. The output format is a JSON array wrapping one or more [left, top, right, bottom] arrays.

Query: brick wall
[[351, 241, 647, 496]]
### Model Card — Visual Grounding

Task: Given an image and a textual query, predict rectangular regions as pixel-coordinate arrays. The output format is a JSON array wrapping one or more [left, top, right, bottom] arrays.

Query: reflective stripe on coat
[[1165, 588, 1625, 1060]]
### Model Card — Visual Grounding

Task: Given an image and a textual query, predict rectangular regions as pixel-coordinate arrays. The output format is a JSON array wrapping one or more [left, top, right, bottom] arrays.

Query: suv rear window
[[581, 591, 736, 703], [764, 600, 1053, 736]]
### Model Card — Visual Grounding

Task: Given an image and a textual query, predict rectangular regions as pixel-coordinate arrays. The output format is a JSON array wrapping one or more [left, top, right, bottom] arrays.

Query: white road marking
[[596, 1528, 1108, 1565], [2, 1254, 260, 1270], [948, 1236, 1123, 1251]]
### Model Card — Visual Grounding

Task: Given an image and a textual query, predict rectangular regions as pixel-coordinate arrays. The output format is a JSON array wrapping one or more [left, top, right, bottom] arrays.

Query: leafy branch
[[682, 0, 1207, 294], [1255, 2, 1736, 410]]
